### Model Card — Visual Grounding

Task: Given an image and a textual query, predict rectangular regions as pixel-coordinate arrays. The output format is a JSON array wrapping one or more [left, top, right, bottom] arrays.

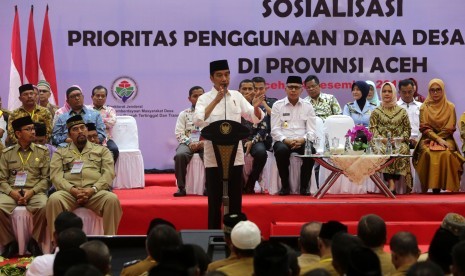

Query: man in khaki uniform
[[7, 84, 53, 145], [46, 115, 122, 239], [0, 116, 50, 258]]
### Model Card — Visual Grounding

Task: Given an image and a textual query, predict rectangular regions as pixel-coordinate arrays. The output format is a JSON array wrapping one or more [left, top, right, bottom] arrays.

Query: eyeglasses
[[39, 89, 50, 93], [286, 85, 302, 91], [21, 127, 35, 132], [429, 88, 443, 94]]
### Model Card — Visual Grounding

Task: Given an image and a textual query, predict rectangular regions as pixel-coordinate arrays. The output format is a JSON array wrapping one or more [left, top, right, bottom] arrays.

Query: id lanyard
[[18, 151, 32, 171]]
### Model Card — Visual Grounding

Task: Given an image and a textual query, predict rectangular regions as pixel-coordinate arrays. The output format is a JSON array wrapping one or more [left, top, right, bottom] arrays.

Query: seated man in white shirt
[[271, 76, 316, 196], [173, 86, 205, 197], [397, 79, 422, 148]]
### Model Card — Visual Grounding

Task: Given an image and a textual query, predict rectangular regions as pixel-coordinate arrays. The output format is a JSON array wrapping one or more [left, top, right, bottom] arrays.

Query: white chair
[[112, 116, 145, 189], [73, 208, 104, 235], [184, 153, 206, 195], [310, 117, 324, 194], [319, 115, 373, 194]]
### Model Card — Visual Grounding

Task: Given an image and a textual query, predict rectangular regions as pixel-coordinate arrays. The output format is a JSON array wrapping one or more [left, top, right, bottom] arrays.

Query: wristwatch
[[92, 186, 98, 193]]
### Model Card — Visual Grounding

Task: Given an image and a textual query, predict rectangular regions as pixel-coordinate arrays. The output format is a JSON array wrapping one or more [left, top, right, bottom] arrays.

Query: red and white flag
[[39, 5, 58, 105], [25, 5, 39, 86], [8, 6, 23, 110]]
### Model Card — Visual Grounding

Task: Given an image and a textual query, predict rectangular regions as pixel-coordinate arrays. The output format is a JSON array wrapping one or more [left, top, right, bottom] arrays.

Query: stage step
[[270, 221, 440, 248], [145, 173, 176, 187]]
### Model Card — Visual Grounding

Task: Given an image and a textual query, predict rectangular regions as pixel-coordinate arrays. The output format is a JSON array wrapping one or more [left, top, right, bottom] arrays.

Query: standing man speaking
[[194, 60, 264, 229]]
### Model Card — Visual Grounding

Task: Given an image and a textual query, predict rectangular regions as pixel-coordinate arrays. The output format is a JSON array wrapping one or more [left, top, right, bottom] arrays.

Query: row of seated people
[[25, 208, 465, 275], [1, 82, 119, 163], [174, 75, 465, 196], [0, 115, 122, 259]]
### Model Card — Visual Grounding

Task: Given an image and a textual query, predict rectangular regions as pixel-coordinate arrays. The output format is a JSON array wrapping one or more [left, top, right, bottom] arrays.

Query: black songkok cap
[[66, 115, 85, 130], [12, 116, 34, 131], [34, 123, 47, 136], [210, 59, 229, 75], [286, 76, 302, 84], [66, 85, 82, 98], [223, 212, 248, 234], [19, 84, 35, 95], [319, 220, 348, 240], [85, 123, 96, 131]]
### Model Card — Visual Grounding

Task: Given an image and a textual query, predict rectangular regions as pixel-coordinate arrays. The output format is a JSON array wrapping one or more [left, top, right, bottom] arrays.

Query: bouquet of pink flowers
[[345, 126, 373, 151]]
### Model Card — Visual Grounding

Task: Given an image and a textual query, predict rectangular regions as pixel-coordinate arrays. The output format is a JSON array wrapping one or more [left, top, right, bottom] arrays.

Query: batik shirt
[[8, 105, 53, 144], [175, 106, 200, 145], [304, 93, 342, 120]]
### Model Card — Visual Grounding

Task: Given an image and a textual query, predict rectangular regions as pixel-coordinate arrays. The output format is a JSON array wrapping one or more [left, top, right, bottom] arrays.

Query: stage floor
[[114, 181, 465, 246]]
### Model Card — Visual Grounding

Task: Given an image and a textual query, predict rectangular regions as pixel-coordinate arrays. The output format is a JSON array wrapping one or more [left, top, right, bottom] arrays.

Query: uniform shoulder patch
[[35, 144, 48, 150], [123, 259, 140, 268], [2, 146, 15, 153]]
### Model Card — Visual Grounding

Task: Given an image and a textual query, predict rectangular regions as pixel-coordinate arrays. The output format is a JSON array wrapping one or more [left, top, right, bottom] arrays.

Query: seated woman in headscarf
[[366, 80, 380, 106], [413, 78, 464, 193], [369, 82, 412, 193], [343, 81, 377, 127]]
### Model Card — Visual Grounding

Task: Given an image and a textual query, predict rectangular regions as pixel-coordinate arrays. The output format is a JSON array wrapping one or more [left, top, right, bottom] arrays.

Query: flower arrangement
[[345, 126, 373, 151]]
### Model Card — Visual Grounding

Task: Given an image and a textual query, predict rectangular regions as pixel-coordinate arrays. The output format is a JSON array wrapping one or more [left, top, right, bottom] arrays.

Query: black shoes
[[278, 187, 290, 196], [27, 238, 43, 257], [173, 188, 186, 197], [300, 190, 311, 196], [1, 240, 19, 258]]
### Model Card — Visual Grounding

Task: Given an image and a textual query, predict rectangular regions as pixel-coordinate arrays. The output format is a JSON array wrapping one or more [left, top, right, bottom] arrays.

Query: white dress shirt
[[26, 248, 59, 276], [271, 97, 317, 143], [397, 98, 422, 138], [194, 87, 264, 168]]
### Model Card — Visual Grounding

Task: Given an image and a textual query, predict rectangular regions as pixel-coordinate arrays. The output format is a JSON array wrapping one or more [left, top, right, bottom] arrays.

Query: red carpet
[[114, 176, 465, 248]]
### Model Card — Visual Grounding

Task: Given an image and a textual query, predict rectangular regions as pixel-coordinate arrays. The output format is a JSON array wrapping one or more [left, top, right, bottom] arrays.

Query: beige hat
[[441, 213, 465, 237], [231, 220, 261, 250]]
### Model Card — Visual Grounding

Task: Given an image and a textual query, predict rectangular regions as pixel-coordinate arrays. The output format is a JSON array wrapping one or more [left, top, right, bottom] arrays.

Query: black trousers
[[273, 141, 315, 192], [245, 142, 268, 189], [206, 165, 243, 229], [107, 139, 120, 164]]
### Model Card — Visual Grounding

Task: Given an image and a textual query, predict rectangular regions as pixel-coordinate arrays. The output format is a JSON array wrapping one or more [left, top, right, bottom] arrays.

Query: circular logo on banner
[[111, 76, 138, 103]]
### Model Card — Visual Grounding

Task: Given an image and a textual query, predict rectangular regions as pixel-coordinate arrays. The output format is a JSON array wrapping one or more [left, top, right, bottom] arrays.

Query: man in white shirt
[[271, 76, 317, 196], [173, 86, 205, 197], [397, 79, 422, 148], [194, 59, 264, 229]]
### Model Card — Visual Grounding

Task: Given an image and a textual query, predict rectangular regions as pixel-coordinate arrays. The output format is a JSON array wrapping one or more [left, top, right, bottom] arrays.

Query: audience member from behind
[[451, 240, 465, 276], [207, 212, 247, 272], [346, 245, 382, 276], [303, 268, 331, 276], [390, 231, 421, 276], [253, 241, 290, 276], [406, 261, 444, 276], [64, 264, 103, 276], [27, 211, 84, 276], [121, 218, 177, 276], [173, 86, 205, 197], [80, 240, 112, 276], [149, 244, 210, 276], [357, 214, 396, 275], [46, 115, 122, 239], [0, 116, 50, 258], [300, 220, 347, 275], [427, 213, 465, 275], [54, 247, 89, 276], [331, 232, 364, 276], [217, 220, 262, 276], [298, 221, 322, 268], [282, 243, 300, 276]]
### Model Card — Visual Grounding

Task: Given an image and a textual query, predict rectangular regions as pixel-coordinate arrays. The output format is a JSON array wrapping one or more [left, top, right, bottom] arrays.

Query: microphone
[[223, 84, 227, 120]]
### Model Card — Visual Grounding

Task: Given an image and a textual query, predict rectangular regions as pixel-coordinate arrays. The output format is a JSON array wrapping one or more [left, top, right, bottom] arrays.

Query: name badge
[[71, 161, 84, 174], [14, 171, 27, 187], [190, 129, 200, 142]]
